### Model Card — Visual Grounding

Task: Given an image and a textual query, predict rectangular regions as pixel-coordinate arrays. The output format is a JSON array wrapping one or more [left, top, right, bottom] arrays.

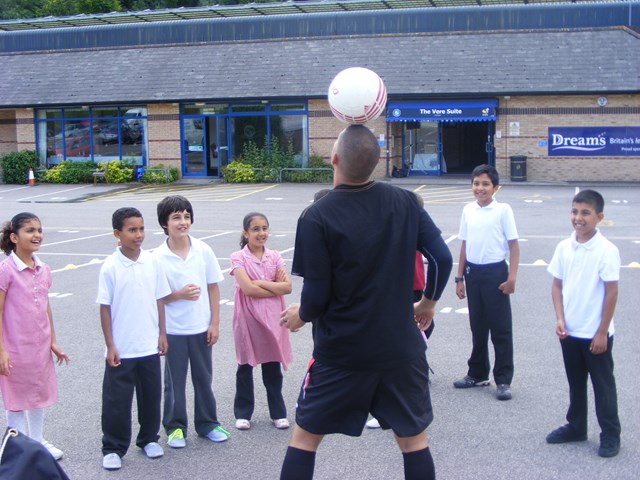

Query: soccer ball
[[327, 67, 387, 124]]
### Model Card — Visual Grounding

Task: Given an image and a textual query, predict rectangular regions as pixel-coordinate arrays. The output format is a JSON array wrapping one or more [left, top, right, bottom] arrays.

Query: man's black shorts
[[294, 356, 432, 437]]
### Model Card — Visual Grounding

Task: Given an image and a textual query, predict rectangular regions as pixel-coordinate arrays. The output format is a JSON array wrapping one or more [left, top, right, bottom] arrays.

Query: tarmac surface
[[0, 178, 638, 480]]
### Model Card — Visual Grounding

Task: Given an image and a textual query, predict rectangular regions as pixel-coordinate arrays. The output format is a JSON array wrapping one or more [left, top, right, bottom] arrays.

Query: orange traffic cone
[[27, 168, 36, 185]]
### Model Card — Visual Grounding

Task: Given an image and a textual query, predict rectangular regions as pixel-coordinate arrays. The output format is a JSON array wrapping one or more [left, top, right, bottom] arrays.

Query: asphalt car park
[[0, 180, 638, 480]]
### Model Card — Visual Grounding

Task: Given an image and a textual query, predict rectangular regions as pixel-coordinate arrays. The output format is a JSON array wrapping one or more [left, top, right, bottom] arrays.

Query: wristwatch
[[454, 277, 464, 283]]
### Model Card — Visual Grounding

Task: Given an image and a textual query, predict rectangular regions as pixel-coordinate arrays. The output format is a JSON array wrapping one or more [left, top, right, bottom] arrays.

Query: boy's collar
[[571, 228, 600, 248]]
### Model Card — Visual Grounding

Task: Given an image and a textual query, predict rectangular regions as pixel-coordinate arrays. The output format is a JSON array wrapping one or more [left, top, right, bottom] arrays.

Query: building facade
[[0, 0, 638, 182]]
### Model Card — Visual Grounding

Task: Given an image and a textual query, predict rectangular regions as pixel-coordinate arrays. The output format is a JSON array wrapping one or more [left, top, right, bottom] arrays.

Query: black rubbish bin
[[510, 155, 527, 182]]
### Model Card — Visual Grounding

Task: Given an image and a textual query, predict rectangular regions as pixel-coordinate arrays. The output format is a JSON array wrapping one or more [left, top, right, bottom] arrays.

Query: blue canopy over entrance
[[386, 99, 498, 122]]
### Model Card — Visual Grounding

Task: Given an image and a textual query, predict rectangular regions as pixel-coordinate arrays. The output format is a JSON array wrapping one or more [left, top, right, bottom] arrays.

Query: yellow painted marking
[[533, 259, 548, 266], [628, 262, 640, 269], [600, 220, 614, 227], [63, 264, 77, 270]]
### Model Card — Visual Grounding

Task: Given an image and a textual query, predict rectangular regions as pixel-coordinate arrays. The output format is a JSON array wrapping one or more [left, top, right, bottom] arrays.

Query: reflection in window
[[232, 116, 268, 159], [35, 106, 148, 166], [270, 114, 308, 166], [183, 118, 204, 174]]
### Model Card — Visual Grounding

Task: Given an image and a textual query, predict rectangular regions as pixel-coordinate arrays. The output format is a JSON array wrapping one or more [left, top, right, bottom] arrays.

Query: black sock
[[403, 447, 435, 480], [280, 446, 316, 480]]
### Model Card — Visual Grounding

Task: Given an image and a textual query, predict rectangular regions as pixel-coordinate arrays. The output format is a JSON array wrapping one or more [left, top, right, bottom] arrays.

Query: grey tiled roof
[[0, 27, 638, 107]]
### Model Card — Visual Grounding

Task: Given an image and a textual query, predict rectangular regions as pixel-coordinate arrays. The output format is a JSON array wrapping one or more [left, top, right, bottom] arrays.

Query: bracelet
[[454, 277, 464, 283]]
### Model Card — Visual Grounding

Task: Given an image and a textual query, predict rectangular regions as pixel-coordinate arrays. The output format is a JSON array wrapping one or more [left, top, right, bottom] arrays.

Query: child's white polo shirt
[[547, 230, 620, 339], [96, 248, 171, 358], [458, 199, 519, 265], [154, 235, 224, 335]]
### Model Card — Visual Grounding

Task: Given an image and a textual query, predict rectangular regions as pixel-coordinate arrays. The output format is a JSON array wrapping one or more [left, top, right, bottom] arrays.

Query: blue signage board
[[387, 100, 497, 122], [548, 127, 640, 156]]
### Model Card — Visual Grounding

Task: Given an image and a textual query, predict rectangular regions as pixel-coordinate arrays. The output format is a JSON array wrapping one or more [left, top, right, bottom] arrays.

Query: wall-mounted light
[[597, 97, 607, 107]]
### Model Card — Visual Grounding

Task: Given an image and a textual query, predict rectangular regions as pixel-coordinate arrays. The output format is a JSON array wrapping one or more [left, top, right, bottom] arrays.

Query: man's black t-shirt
[[292, 181, 450, 370]]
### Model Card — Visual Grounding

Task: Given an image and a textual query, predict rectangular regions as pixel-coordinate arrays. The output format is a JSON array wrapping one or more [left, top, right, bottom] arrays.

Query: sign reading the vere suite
[[548, 127, 640, 156]]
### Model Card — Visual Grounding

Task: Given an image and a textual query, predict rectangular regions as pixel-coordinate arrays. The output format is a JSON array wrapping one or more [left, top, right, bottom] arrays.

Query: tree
[[76, 0, 122, 14], [0, 0, 44, 20], [37, 0, 77, 17]]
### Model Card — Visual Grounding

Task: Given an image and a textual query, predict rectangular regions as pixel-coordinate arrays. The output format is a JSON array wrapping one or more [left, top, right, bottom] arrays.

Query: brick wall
[[0, 109, 17, 155], [308, 99, 390, 179], [147, 103, 181, 172], [311, 94, 640, 182], [496, 94, 640, 182]]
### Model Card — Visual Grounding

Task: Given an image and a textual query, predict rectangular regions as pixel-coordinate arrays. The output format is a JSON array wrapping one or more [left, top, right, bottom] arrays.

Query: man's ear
[[331, 152, 338, 167], [597, 212, 605, 223]]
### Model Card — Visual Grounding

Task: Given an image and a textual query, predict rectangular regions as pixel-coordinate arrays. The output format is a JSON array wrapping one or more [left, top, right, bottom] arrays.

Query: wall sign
[[548, 127, 640, 156]]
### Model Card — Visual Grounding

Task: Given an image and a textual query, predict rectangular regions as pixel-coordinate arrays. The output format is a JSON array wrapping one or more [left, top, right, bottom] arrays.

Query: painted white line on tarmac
[[0, 186, 31, 193], [40, 232, 114, 247], [17, 185, 90, 201]]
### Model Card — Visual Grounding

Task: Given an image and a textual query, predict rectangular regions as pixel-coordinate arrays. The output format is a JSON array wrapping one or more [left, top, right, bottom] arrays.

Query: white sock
[[26, 408, 44, 442], [5, 410, 27, 435]]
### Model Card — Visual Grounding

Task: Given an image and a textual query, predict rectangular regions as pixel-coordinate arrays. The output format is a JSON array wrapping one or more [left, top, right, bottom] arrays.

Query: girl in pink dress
[[230, 212, 292, 431], [0, 212, 69, 460]]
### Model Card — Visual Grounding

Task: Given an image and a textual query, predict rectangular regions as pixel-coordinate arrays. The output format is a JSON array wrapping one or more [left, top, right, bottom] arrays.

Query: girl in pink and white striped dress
[[230, 212, 292, 432]]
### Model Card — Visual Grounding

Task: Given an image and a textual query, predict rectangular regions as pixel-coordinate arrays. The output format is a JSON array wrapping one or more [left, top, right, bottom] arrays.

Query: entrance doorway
[[441, 121, 494, 174], [181, 115, 230, 177]]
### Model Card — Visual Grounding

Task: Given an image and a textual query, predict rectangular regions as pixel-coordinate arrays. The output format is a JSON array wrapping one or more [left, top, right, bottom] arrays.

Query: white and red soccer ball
[[328, 67, 387, 125]]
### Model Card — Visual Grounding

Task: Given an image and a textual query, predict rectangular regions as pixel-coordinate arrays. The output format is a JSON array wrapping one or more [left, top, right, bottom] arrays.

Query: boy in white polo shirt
[[155, 195, 229, 448], [546, 189, 621, 458], [453, 164, 519, 401], [97, 207, 171, 471]]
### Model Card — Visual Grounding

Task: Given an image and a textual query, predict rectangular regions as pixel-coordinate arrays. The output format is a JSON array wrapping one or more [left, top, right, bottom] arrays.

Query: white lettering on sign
[[550, 133, 606, 152]]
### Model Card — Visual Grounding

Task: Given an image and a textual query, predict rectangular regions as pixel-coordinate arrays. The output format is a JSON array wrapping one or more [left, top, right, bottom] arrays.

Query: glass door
[[404, 122, 441, 175], [205, 116, 229, 177], [182, 117, 205, 175]]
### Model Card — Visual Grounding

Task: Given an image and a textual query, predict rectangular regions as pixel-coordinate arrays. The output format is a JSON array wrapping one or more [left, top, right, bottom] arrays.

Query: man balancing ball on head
[[279, 124, 452, 480]]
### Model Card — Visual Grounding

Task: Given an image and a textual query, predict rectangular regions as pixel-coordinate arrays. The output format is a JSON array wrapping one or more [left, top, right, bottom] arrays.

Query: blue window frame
[[180, 101, 308, 177], [35, 106, 148, 167]]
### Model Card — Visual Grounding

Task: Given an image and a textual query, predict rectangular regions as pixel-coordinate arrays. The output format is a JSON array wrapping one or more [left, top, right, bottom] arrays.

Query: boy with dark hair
[[155, 195, 229, 448], [453, 164, 519, 401], [97, 207, 171, 470], [546, 189, 621, 458], [279, 125, 452, 480]]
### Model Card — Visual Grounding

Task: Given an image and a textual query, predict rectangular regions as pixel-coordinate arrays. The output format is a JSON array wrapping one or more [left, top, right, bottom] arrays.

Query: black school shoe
[[453, 375, 490, 389], [598, 437, 620, 458], [496, 384, 512, 401], [546, 424, 588, 444]]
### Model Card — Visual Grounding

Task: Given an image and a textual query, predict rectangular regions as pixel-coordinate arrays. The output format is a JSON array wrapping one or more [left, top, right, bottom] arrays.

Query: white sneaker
[[103, 453, 122, 470], [272, 418, 290, 430], [366, 418, 381, 429], [235, 419, 251, 430], [41, 439, 63, 460], [143, 442, 164, 458]]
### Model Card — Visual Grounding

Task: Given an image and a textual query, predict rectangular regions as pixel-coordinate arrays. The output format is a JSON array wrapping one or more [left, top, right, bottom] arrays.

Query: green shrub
[[281, 154, 333, 183], [0, 151, 39, 184], [44, 161, 95, 183], [99, 160, 134, 184], [222, 161, 257, 183], [140, 165, 180, 183]]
